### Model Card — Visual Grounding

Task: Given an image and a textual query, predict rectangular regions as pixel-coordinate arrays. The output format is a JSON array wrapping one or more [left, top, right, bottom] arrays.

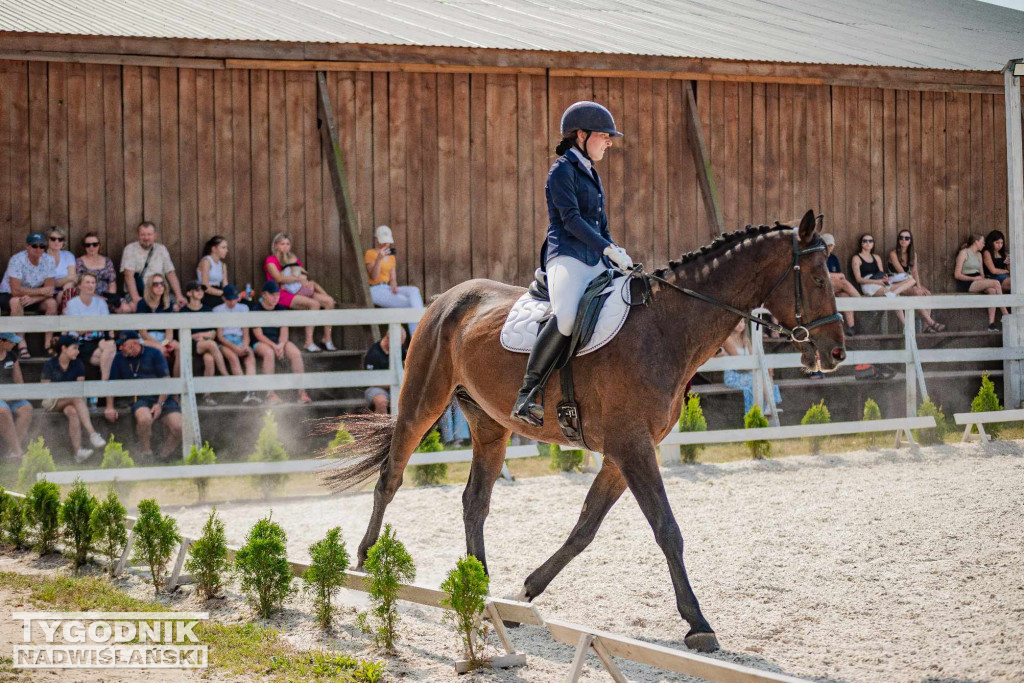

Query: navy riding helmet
[[560, 101, 624, 138]]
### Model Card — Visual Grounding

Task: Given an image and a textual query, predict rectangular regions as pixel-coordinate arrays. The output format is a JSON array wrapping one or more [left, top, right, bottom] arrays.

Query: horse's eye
[[814, 277, 826, 288]]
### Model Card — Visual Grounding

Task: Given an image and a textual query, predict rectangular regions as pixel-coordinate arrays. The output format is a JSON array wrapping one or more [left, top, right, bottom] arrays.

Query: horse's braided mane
[[653, 222, 792, 280]]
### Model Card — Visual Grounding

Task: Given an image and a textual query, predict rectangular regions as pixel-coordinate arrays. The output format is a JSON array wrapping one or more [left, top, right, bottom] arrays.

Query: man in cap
[[364, 224, 424, 334], [213, 284, 261, 405], [0, 232, 58, 358], [0, 332, 32, 460]]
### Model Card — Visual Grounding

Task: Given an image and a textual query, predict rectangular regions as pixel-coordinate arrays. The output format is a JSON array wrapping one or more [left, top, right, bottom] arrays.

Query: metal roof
[[1, 0, 1022, 71]]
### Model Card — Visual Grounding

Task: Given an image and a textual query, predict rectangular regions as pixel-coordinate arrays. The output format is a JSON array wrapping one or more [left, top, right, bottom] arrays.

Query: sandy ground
[[163, 440, 1024, 682]]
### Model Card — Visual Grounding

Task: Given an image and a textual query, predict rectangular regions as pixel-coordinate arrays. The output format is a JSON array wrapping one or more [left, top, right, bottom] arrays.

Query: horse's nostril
[[832, 347, 846, 362]]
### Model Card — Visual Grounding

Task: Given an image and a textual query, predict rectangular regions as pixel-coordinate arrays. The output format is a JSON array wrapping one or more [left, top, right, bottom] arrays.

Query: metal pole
[[1003, 59, 1024, 408], [388, 322, 404, 416], [178, 327, 201, 461], [903, 312, 917, 416]]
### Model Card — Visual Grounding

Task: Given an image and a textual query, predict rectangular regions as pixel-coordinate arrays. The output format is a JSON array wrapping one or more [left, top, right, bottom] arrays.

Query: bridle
[[636, 228, 844, 346]]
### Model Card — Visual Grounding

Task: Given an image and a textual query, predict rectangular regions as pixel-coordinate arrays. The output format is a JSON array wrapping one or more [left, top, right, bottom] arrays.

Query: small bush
[[549, 444, 585, 472], [17, 437, 56, 492], [970, 373, 1004, 439], [2, 493, 29, 550], [249, 412, 290, 499], [440, 555, 490, 668], [235, 515, 293, 618], [100, 437, 135, 501], [186, 508, 230, 600], [303, 527, 350, 629], [800, 399, 832, 454], [678, 393, 708, 463], [60, 480, 97, 568], [185, 442, 217, 502], [329, 425, 353, 449], [25, 480, 61, 555], [862, 398, 882, 447], [89, 489, 128, 577], [916, 398, 950, 445], [359, 524, 415, 652], [410, 429, 447, 485], [132, 499, 182, 594], [744, 405, 771, 459]]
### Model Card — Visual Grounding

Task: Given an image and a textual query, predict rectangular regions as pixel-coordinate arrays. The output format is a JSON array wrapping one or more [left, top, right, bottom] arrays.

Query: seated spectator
[[365, 225, 424, 335], [851, 233, 915, 325], [0, 232, 56, 357], [197, 236, 230, 308], [104, 331, 181, 462], [721, 320, 781, 418], [362, 327, 409, 414], [887, 229, 944, 332], [41, 335, 106, 463], [821, 233, 860, 335], [121, 221, 184, 309], [439, 401, 470, 446], [136, 274, 180, 377], [180, 281, 229, 407], [44, 226, 77, 313], [983, 229, 1011, 293], [955, 233, 1007, 331], [213, 285, 261, 405], [65, 272, 116, 382], [0, 333, 32, 461], [264, 232, 336, 353], [76, 232, 131, 313], [251, 281, 311, 405]]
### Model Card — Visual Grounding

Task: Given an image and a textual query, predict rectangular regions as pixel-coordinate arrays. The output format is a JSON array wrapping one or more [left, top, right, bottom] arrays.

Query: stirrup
[[511, 389, 545, 426]]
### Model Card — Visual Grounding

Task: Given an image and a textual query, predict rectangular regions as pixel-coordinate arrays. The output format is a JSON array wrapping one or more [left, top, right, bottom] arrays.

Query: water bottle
[[88, 397, 98, 412], [245, 282, 252, 301]]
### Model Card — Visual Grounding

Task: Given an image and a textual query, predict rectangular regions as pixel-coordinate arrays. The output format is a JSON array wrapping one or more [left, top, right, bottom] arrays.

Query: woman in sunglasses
[[136, 274, 180, 376], [45, 226, 77, 314], [886, 229, 944, 332], [76, 232, 132, 313], [851, 233, 916, 325]]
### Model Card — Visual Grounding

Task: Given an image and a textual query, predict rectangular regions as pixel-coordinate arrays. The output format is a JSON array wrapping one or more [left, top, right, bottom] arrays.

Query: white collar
[[569, 146, 592, 173]]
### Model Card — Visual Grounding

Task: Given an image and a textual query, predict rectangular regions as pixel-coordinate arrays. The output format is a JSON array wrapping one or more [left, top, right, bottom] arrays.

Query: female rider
[[510, 101, 634, 426]]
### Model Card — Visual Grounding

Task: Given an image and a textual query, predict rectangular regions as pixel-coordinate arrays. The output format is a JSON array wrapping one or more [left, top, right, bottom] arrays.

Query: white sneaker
[[89, 432, 106, 449], [74, 448, 94, 463], [884, 291, 898, 298]]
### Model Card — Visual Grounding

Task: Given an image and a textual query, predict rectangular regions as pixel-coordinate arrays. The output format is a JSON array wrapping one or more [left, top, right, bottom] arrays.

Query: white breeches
[[546, 255, 606, 336]]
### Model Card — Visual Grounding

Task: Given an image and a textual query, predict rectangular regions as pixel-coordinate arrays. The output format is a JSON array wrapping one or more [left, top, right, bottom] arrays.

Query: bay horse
[[326, 210, 845, 652]]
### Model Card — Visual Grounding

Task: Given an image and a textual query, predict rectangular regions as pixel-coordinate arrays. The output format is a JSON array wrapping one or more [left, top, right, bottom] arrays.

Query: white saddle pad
[[500, 276, 632, 355]]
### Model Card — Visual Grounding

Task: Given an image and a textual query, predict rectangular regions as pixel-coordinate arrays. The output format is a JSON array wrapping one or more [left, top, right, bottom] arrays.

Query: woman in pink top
[[263, 232, 336, 352]]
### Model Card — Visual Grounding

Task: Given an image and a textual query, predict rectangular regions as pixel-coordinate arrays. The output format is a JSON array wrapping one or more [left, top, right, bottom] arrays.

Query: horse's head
[[764, 210, 847, 373]]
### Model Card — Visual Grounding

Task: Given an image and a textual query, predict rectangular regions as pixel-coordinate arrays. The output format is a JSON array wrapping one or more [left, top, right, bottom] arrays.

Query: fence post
[[903, 311, 918, 416], [750, 314, 779, 427], [388, 322, 404, 415], [178, 326, 201, 461], [1004, 60, 1024, 408]]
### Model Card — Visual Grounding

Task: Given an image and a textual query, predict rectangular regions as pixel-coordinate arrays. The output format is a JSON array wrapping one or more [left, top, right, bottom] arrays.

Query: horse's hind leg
[[516, 459, 627, 602], [460, 398, 511, 575]]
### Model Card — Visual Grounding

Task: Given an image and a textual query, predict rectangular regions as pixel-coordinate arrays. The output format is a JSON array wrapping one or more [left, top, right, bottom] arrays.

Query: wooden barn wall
[[0, 58, 1017, 305]]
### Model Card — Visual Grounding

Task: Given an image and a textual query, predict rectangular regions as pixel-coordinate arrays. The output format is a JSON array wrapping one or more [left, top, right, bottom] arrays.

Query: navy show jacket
[[542, 150, 614, 268]]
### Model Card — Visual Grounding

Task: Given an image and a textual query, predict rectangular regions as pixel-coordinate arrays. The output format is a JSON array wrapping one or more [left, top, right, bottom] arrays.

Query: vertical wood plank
[[28, 61, 49, 228], [883, 89, 897, 239], [993, 92, 1008, 232], [982, 94, 995, 231], [606, 78, 625, 240], [178, 68, 199, 290], [158, 67, 180, 267], [232, 68, 253, 291], [970, 93, 983, 234], [955, 93, 970, 244], [437, 72, 456, 291], [48, 62, 69, 229], [301, 72, 322, 289], [85, 64, 106, 237], [737, 82, 752, 226], [102, 65, 124, 260], [831, 86, 847, 245], [920, 92, 936, 288], [140, 66, 161, 225], [404, 73, 424, 292], [388, 72, 409, 280], [452, 72, 472, 286], [896, 89, 910, 231], [195, 69, 217, 271], [779, 84, 794, 221], [765, 84, 780, 225], [791, 85, 807, 218], [354, 71, 374, 249], [267, 69, 287, 254], [622, 78, 641, 256], [469, 73, 487, 278], [652, 78, 668, 264], [214, 70, 235, 267], [805, 85, 821, 214], [721, 82, 739, 233], [12, 63, 30, 251], [817, 85, 834, 228], [933, 91, 947, 286], [750, 83, 766, 224], [0, 63, 13, 255], [250, 69, 271, 290], [67, 63, 88, 236], [516, 73, 535, 286], [284, 71, 304, 246], [870, 88, 884, 247], [122, 66, 143, 244], [530, 73, 548, 275], [372, 71, 390, 229]]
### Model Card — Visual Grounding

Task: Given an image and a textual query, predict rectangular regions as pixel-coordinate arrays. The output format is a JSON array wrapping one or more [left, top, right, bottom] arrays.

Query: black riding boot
[[510, 321, 570, 427]]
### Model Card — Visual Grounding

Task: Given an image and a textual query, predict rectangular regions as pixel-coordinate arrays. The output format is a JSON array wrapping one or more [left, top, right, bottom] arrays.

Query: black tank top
[[858, 255, 881, 279]]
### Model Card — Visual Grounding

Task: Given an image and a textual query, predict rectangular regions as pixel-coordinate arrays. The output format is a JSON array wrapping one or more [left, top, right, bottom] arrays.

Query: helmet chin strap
[[575, 131, 593, 160]]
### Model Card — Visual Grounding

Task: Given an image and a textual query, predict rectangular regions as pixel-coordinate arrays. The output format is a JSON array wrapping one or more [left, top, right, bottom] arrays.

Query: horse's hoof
[[684, 630, 720, 653]]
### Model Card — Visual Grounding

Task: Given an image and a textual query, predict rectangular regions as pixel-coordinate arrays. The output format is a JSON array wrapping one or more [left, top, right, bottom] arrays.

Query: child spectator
[[251, 281, 311, 405], [179, 281, 229, 406], [136, 274, 180, 377], [197, 236, 230, 308], [65, 272, 117, 382], [365, 225, 424, 335], [264, 232, 336, 352], [213, 285, 260, 405], [40, 335, 106, 463], [0, 232, 57, 358], [955, 233, 1006, 331], [362, 327, 408, 414], [821, 233, 860, 335], [0, 333, 32, 461]]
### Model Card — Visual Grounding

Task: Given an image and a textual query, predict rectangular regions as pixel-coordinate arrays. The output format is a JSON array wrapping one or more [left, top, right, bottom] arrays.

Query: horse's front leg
[[615, 438, 719, 653], [460, 404, 511, 573]]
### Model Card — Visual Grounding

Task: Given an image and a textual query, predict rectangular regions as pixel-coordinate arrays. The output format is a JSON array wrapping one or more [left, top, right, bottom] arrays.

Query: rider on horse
[[510, 101, 635, 427]]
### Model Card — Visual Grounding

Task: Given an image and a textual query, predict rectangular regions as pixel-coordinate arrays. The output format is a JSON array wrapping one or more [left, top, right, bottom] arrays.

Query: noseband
[[641, 228, 844, 346]]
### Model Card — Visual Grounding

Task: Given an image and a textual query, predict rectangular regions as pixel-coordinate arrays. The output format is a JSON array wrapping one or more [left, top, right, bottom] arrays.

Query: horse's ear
[[815, 214, 824, 232], [798, 210, 817, 244]]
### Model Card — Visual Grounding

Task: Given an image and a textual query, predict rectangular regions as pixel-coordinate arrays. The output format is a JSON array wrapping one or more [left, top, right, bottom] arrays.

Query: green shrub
[[970, 373, 1004, 439], [60, 480, 97, 568], [25, 480, 61, 555], [303, 527, 350, 629], [235, 515, 293, 618], [678, 393, 708, 463], [744, 405, 771, 459], [862, 398, 882, 447], [185, 442, 217, 502], [410, 429, 447, 485], [186, 508, 230, 600], [440, 555, 490, 668], [249, 412, 290, 499], [3, 496, 28, 550], [132, 499, 181, 594], [359, 524, 415, 652], [329, 425, 353, 450], [100, 437, 135, 501], [916, 398, 950, 445], [89, 489, 128, 577], [800, 399, 832, 454], [549, 444, 585, 472], [17, 437, 55, 492]]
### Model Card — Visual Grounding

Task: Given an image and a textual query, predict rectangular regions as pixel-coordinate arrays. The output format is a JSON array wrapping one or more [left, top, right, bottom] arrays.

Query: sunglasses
[[49, 236, 64, 242], [861, 239, 874, 243], [151, 281, 166, 287], [84, 241, 100, 248], [898, 235, 911, 241], [28, 244, 45, 250]]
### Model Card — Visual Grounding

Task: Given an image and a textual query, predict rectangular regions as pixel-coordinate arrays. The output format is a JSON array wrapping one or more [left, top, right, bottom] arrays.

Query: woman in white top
[[197, 236, 229, 308], [721, 319, 781, 418], [45, 226, 77, 293], [64, 272, 116, 382]]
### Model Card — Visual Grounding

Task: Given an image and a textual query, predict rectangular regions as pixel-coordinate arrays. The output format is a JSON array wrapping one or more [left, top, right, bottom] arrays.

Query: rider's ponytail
[[554, 134, 577, 155]]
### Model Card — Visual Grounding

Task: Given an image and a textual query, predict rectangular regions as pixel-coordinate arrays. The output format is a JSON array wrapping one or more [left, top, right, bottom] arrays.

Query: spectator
[[0, 333, 31, 461], [120, 221, 184, 308], [251, 281, 311, 405], [180, 281, 229, 407], [40, 335, 106, 463], [264, 232, 336, 353], [136, 274, 180, 377], [982, 229, 1011, 293], [365, 225, 424, 335], [105, 331, 182, 462], [65, 272, 116, 382], [439, 401, 470, 446], [821, 233, 860, 335], [955, 233, 1006, 331], [213, 285, 261, 405], [851, 233, 916, 325], [362, 327, 408, 414], [44, 226, 77, 312], [721, 320, 781, 418], [197, 235, 230, 308], [76, 232, 131, 313], [886, 229, 944, 332], [0, 232, 57, 357]]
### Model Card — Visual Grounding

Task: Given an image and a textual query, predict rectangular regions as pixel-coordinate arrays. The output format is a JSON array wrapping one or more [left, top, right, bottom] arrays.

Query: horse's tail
[[319, 413, 397, 491]]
